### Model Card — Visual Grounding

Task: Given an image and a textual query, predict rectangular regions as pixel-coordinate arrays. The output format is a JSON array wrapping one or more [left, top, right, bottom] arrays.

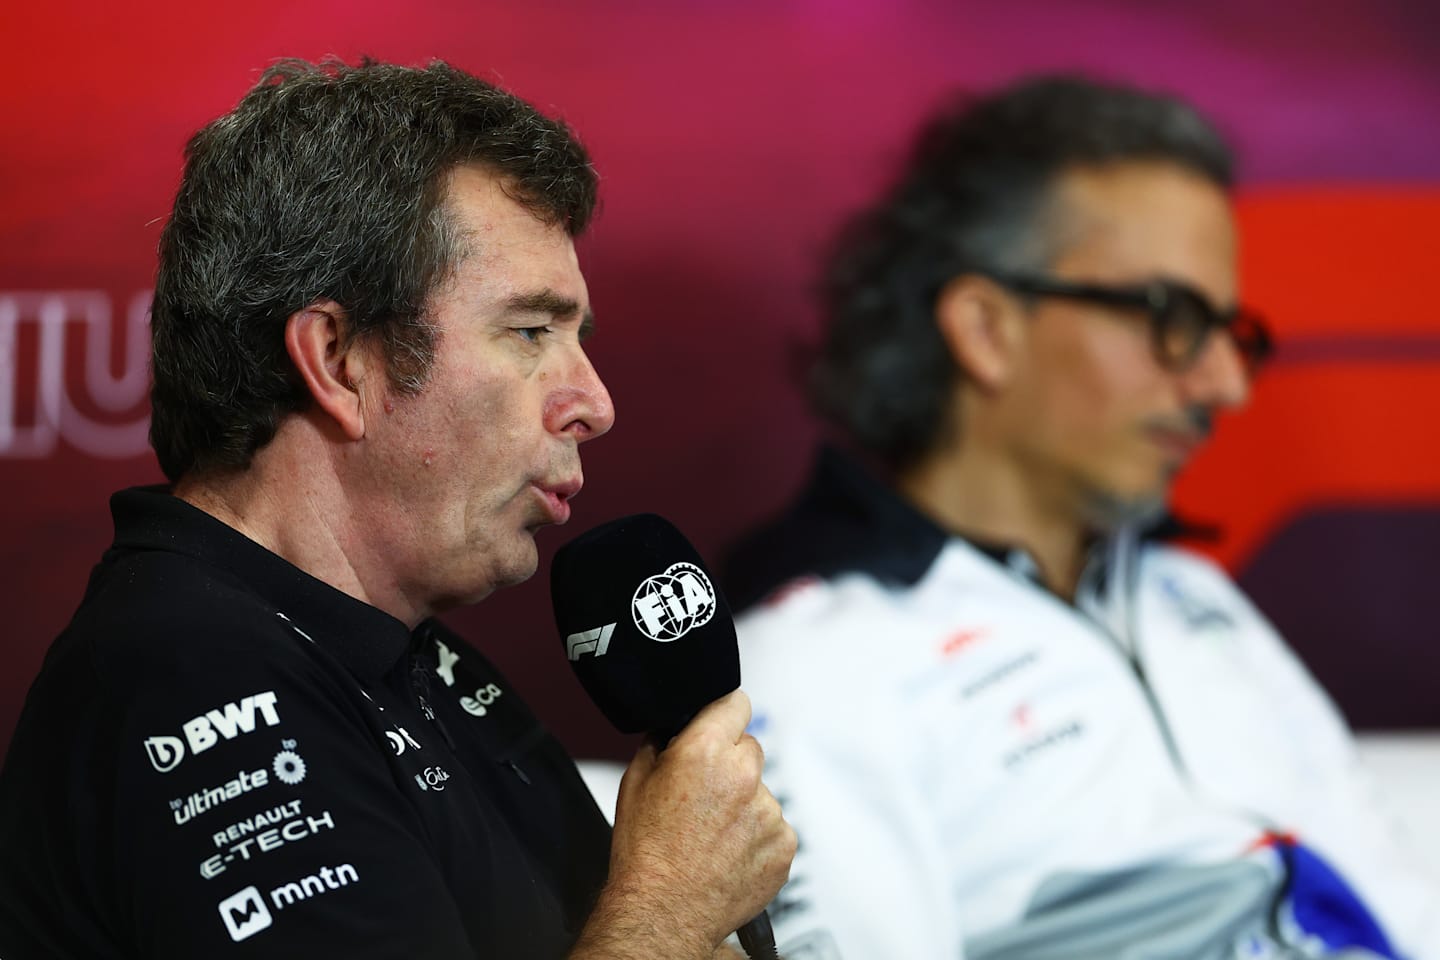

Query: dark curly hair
[[810, 75, 1234, 471], [149, 58, 598, 482]]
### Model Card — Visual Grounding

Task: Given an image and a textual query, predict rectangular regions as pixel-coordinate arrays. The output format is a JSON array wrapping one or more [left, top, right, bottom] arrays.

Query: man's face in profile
[[1003, 161, 1252, 530], [351, 164, 616, 615]]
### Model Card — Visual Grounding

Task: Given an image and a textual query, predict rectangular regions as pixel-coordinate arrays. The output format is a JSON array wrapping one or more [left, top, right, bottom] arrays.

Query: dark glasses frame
[[980, 271, 1274, 375]]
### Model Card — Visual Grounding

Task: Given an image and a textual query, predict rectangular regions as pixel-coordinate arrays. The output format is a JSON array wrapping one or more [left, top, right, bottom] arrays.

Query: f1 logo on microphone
[[567, 623, 616, 660]]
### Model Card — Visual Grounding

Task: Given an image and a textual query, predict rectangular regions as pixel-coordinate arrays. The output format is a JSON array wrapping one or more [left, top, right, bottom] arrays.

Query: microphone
[[551, 513, 778, 960]]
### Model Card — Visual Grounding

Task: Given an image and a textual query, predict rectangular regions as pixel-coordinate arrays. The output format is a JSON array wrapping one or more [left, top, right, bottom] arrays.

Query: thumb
[[615, 740, 660, 819]]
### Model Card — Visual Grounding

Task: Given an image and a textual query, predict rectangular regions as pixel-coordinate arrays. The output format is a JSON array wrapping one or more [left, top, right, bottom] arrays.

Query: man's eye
[[515, 325, 552, 343]]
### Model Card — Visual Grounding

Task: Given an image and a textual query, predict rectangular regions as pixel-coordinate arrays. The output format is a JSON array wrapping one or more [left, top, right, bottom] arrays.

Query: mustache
[[1144, 406, 1213, 440]]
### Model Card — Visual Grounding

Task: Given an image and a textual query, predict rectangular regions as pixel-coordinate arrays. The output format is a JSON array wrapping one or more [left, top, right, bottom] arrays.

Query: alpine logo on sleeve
[[435, 639, 461, 687]]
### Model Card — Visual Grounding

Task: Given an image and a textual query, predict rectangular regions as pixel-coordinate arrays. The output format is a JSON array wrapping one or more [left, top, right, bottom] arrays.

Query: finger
[[684, 688, 751, 743]]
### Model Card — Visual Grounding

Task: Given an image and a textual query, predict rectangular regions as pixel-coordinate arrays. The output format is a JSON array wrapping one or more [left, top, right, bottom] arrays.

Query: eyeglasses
[[983, 271, 1274, 375]]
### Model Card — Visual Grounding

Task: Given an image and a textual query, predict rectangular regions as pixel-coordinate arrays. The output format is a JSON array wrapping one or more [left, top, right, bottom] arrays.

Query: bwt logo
[[143, 691, 282, 773], [631, 562, 717, 642], [566, 623, 615, 660]]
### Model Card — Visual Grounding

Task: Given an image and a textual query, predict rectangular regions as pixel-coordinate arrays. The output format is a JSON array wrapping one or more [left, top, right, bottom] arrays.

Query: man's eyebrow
[[503, 290, 582, 319], [502, 289, 596, 341]]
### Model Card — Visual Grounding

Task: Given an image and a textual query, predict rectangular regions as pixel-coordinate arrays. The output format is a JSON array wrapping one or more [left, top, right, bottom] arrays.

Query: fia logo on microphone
[[631, 562, 717, 642]]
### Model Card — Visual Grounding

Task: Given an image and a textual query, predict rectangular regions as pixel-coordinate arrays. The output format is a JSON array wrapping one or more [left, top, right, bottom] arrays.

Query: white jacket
[[727, 449, 1440, 959]]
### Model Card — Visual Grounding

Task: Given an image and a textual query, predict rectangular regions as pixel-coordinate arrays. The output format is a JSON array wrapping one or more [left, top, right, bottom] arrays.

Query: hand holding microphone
[[553, 515, 794, 960]]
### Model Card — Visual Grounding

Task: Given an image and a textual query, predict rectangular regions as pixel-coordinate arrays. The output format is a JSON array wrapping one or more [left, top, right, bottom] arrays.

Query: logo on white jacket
[[1159, 576, 1236, 631], [631, 562, 716, 641], [144, 691, 282, 773]]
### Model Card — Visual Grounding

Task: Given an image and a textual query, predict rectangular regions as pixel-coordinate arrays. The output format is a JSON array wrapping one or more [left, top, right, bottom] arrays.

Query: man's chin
[[494, 541, 541, 590], [457, 543, 541, 604], [1080, 485, 1170, 534]]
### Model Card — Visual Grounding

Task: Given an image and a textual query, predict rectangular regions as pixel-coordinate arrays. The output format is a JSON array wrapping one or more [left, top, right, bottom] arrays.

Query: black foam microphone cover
[[552, 513, 777, 959], [551, 513, 739, 740]]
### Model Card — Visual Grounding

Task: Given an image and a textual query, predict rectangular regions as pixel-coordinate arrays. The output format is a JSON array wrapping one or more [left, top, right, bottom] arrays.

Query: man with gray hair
[[0, 58, 793, 959], [725, 75, 1438, 959]]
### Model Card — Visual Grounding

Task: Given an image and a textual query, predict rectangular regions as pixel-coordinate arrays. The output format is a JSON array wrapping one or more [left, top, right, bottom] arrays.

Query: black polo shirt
[[0, 487, 610, 959]]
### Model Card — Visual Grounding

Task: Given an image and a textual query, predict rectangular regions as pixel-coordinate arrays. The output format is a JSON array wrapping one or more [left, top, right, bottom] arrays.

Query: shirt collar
[[722, 446, 1168, 612], [109, 486, 414, 682]]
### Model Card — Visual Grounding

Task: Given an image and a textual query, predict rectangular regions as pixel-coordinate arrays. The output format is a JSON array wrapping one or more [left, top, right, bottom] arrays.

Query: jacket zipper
[[409, 653, 458, 752]]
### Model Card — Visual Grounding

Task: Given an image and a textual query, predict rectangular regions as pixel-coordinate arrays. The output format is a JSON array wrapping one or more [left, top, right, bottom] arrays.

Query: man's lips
[[533, 478, 582, 525], [1145, 426, 1205, 461], [1144, 408, 1214, 465], [542, 477, 583, 500]]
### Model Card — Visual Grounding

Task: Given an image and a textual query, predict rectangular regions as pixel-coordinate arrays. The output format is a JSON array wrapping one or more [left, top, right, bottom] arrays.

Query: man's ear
[[284, 300, 375, 442], [933, 274, 1024, 393]]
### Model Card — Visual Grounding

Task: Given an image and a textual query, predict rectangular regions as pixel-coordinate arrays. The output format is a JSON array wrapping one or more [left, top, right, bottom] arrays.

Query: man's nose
[[551, 347, 615, 442], [1181, 329, 1251, 411]]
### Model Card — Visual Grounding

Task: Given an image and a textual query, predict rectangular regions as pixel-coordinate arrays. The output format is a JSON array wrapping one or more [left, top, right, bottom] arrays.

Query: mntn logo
[[217, 886, 272, 942], [216, 863, 360, 942]]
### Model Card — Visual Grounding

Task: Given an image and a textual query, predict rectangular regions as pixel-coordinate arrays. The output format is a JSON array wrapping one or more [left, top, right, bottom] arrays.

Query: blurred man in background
[[0, 58, 792, 959], [725, 76, 1438, 959]]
